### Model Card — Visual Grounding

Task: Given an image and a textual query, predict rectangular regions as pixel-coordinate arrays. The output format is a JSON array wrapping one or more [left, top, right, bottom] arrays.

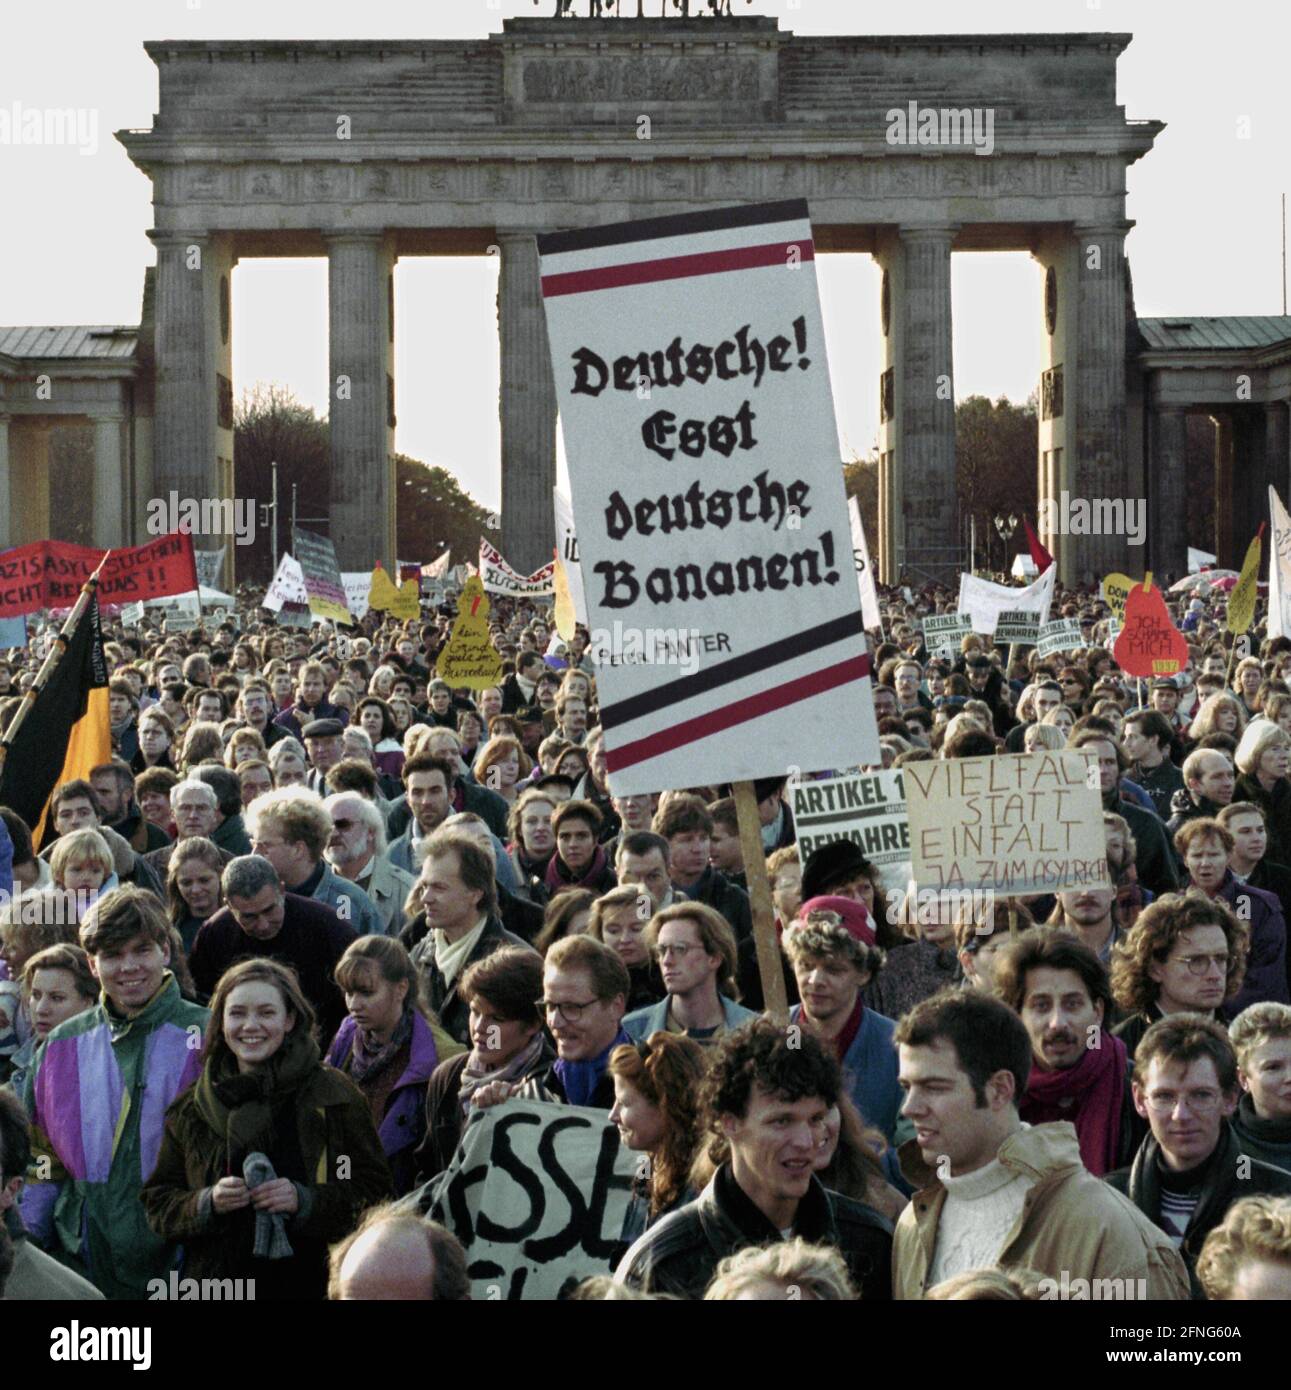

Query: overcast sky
[[1, 0, 1286, 510]]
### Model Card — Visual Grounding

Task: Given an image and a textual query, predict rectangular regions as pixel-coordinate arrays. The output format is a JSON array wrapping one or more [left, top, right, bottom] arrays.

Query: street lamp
[[993, 513, 1019, 576]]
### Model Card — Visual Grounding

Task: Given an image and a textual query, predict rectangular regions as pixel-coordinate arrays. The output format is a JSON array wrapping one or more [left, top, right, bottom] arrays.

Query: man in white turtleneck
[[892, 990, 1189, 1300]]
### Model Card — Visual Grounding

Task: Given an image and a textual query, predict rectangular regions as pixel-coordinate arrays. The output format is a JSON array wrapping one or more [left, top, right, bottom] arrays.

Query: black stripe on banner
[[536, 200, 810, 258], [598, 609, 866, 732]]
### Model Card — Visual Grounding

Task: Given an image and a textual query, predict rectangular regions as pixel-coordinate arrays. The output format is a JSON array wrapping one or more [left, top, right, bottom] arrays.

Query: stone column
[[901, 228, 957, 584], [1071, 223, 1130, 581], [150, 231, 234, 510], [1266, 400, 1291, 503], [0, 416, 10, 549], [8, 421, 51, 546], [497, 231, 557, 578], [326, 233, 397, 572], [92, 414, 125, 548], [1150, 406, 1187, 582], [1212, 412, 1234, 566], [875, 227, 958, 585]]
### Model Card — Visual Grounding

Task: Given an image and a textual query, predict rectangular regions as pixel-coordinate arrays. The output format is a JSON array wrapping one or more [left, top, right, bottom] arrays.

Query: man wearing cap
[[303, 717, 347, 794], [1150, 678, 1185, 735], [783, 898, 904, 1144], [514, 706, 547, 762]]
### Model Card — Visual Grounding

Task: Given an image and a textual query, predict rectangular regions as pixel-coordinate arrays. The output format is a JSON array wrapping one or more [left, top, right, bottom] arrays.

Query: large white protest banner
[[903, 751, 1110, 895], [554, 488, 588, 626], [792, 770, 909, 896], [479, 539, 556, 597], [429, 1100, 635, 1300], [957, 564, 1056, 638], [538, 200, 879, 795], [848, 496, 882, 633], [1269, 486, 1291, 643]]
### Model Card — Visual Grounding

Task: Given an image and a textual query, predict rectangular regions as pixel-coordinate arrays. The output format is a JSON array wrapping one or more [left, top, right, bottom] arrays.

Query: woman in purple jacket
[[327, 936, 465, 1195]]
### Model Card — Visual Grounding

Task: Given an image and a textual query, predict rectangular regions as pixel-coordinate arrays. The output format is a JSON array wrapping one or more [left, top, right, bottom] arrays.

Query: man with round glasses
[[1107, 1014, 1291, 1295]]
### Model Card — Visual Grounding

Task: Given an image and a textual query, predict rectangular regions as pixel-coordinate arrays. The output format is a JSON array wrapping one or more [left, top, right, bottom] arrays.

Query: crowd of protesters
[[1, 569, 1291, 1303]]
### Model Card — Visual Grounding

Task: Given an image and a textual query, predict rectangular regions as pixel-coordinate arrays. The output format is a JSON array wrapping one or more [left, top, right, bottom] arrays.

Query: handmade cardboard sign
[[538, 200, 878, 795], [903, 751, 1109, 895], [436, 577, 503, 689], [1112, 574, 1187, 677], [292, 527, 350, 624]]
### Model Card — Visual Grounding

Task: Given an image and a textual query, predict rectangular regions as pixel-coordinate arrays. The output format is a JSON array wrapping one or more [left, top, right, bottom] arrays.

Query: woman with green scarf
[[142, 958, 392, 1299]]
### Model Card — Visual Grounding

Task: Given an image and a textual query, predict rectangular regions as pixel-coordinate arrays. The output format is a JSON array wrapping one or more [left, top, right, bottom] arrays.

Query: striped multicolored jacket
[[21, 971, 208, 1300]]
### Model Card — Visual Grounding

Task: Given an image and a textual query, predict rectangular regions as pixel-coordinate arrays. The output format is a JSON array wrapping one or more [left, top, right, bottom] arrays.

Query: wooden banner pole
[[733, 779, 788, 1025]]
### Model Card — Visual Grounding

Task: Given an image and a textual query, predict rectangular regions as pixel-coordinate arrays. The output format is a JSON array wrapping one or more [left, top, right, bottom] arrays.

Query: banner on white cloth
[[479, 539, 556, 597], [1269, 487, 1291, 643], [429, 1100, 636, 1301], [848, 496, 882, 633], [957, 565, 1056, 638], [554, 489, 588, 627], [538, 199, 878, 795], [262, 553, 308, 612]]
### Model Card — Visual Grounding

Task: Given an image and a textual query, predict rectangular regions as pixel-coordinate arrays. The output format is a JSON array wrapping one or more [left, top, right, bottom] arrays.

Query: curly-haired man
[[614, 1018, 894, 1300]]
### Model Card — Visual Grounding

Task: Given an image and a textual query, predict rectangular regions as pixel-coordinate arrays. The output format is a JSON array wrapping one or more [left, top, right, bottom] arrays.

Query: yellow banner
[[1101, 572, 1137, 621], [1226, 528, 1263, 635]]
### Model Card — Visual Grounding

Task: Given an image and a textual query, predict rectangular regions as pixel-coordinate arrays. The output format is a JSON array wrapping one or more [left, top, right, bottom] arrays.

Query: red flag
[[1024, 516, 1055, 573]]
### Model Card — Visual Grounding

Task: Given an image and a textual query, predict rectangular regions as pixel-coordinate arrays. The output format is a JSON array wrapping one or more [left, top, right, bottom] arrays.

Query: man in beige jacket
[[892, 989, 1189, 1300]]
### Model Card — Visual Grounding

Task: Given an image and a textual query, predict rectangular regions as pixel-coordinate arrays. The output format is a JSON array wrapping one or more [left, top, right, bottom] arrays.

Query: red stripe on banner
[[605, 654, 868, 775], [541, 239, 815, 298]]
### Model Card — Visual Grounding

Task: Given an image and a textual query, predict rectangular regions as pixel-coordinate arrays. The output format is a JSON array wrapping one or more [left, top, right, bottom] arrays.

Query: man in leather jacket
[[614, 1018, 893, 1299]]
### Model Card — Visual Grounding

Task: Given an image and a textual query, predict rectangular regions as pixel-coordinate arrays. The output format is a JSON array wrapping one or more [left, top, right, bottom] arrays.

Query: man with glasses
[[622, 903, 757, 1046], [323, 790, 416, 936], [519, 935, 630, 1109], [1107, 1014, 1291, 1295], [1110, 892, 1249, 1060]]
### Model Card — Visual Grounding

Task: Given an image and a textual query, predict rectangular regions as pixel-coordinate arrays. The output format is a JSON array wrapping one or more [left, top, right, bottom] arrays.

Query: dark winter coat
[[141, 1062, 392, 1299]]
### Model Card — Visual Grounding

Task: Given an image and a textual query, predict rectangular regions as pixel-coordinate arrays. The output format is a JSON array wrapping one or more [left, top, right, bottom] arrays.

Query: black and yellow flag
[[0, 596, 110, 846]]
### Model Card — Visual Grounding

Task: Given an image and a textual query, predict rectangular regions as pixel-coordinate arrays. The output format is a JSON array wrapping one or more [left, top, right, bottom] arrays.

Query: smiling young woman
[[141, 957, 392, 1299]]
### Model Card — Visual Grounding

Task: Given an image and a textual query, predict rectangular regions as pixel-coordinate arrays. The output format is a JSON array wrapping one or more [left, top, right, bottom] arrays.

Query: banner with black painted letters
[[430, 1099, 636, 1300]]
